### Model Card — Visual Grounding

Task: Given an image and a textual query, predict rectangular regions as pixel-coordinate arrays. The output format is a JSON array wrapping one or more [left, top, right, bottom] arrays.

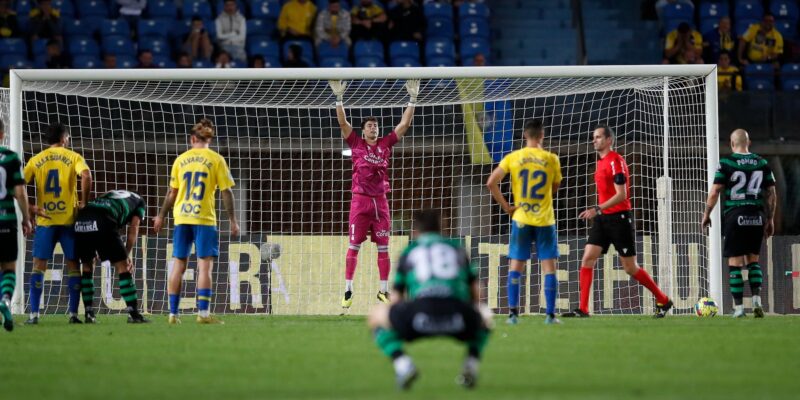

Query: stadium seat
[[424, 2, 453, 20], [735, 0, 764, 20], [460, 37, 490, 61], [247, 19, 275, 38], [354, 40, 383, 58], [355, 55, 385, 67], [745, 63, 773, 76], [282, 39, 314, 64], [138, 19, 170, 39], [32, 38, 49, 55], [782, 78, 800, 91], [153, 55, 175, 68], [72, 55, 102, 68], [664, 19, 694, 33], [139, 36, 171, 55], [214, 0, 245, 16], [770, 1, 799, 21], [15, 0, 33, 17], [735, 19, 759, 36], [68, 37, 100, 56], [662, 2, 693, 21], [746, 77, 774, 90], [391, 57, 421, 67], [427, 56, 455, 67], [782, 63, 800, 77], [249, 0, 280, 20], [148, 0, 178, 19], [64, 18, 99, 37], [460, 17, 490, 39], [247, 36, 280, 58], [775, 20, 797, 40], [389, 41, 419, 61], [700, 18, 720, 34], [102, 35, 135, 56], [52, 0, 76, 18], [320, 57, 352, 68], [0, 38, 28, 55], [426, 16, 455, 40], [77, 0, 108, 18], [0, 54, 32, 69], [698, 1, 729, 19], [101, 19, 131, 37], [183, 0, 213, 20], [261, 56, 281, 67], [425, 39, 455, 60], [317, 41, 349, 60], [116, 54, 137, 68], [460, 2, 490, 19]]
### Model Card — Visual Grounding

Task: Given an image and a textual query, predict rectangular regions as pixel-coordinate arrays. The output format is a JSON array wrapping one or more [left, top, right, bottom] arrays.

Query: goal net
[[6, 66, 720, 316]]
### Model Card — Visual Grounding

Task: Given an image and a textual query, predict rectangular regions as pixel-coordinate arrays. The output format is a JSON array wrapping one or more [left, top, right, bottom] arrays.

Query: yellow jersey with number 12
[[498, 147, 562, 227], [24, 146, 89, 226], [170, 148, 235, 226]]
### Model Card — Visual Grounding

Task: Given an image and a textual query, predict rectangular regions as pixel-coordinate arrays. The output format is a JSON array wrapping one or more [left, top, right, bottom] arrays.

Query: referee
[[563, 125, 673, 318]]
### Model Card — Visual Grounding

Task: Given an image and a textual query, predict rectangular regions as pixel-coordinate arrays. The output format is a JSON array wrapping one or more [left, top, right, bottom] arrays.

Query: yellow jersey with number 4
[[24, 147, 89, 226], [499, 147, 562, 227], [170, 148, 235, 226]]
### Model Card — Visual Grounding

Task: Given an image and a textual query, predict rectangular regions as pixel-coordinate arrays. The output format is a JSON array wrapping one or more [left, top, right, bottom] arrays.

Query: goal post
[[6, 65, 721, 316]]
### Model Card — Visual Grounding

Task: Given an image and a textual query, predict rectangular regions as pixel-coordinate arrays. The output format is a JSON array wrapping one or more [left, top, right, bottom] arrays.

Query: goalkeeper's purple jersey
[[345, 131, 398, 197]]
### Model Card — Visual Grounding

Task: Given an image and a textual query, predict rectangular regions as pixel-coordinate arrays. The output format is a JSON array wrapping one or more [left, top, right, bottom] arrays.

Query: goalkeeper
[[329, 79, 419, 309], [367, 209, 492, 390]]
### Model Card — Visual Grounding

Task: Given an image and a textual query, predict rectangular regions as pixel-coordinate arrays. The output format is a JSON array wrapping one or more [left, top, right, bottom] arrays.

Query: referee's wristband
[[594, 205, 602, 214]]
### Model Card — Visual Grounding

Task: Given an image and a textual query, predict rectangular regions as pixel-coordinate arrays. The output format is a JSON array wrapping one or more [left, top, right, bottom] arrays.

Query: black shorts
[[587, 211, 637, 257], [0, 225, 18, 263], [723, 208, 765, 258], [75, 208, 127, 265], [388, 297, 483, 342]]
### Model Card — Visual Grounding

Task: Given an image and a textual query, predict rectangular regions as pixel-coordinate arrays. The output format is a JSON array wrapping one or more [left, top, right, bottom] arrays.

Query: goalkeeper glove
[[329, 80, 347, 104], [405, 79, 420, 104]]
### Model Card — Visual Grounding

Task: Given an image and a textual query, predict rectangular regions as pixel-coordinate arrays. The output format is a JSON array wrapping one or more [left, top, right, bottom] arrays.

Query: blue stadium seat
[[700, 18, 720, 34], [425, 39, 455, 60], [460, 37, 489, 60], [664, 19, 694, 33], [153, 55, 175, 68], [355, 56, 385, 68], [317, 41, 349, 60], [247, 19, 275, 37], [32, 38, 49, 55], [102, 35, 135, 56], [698, 1, 729, 19], [261, 56, 281, 67], [775, 20, 797, 40], [746, 77, 774, 90], [662, 2, 694, 21], [68, 37, 100, 56], [16, 0, 33, 17], [424, 2, 453, 20], [782, 78, 800, 91], [354, 40, 383, 58], [250, 0, 280, 20], [101, 19, 131, 37], [745, 63, 773, 76], [391, 57, 421, 67], [247, 36, 280, 58], [148, 0, 178, 19], [214, 0, 245, 16], [138, 19, 170, 38], [771, 1, 799, 21], [0, 38, 28, 55], [52, 0, 76, 18], [735, 0, 764, 20], [460, 2, 490, 19], [183, 0, 213, 19], [782, 63, 800, 76], [139, 36, 171, 55], [389, 40, 419, 61], [116, 54, 137, 67], [460, 17, 490, 39], [77, 0, 108, 18], [427, 56, 455, 67], [320, 57, 352, 68], [72, 55, 102, 68], [282, 39, 314, 63], [735, 19, 759, 36], [191, 59, 212, 67], [0, 54, 32, 69], [64, 18, 99, 37], [426, 16, 454, 40]]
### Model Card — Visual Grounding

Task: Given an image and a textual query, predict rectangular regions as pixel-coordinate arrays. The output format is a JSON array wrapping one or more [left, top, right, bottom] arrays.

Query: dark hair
[[138, 49, 152, 57], [361, 116, 378, 130], [46, 39, 59, 47], [595, 124, 613, 139], [764, 12, 774, 19], [414, 209, 442, 233], [191, 15, 203, 22], [191, 118, 215, 140], [46, 122, 68, 144], [677, 22, 691, 33], [718, 50, 731, 58], [523, 118, 544, 138], [0, 119, 4, 133], [251, 54, 265, 67]]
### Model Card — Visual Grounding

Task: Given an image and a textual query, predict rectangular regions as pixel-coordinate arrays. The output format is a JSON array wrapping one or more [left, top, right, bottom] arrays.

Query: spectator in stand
[[177, 52, 192, 68], [703, 16, 735, 63], [472, 52, 486, 66], [251, 54, 266, 67], [284, 43, 309, 67], [717, 52, 742, 92], [103, 54, 117, 68], [29, 0, 63, 43], [0, 0, 21, 38], [215, 0, 247, 63], [116, 0, 147, 38], [738, 13, 783, 69], [680, 46, 703, 64], [137, 49, 157, 68], [215, 50, 233, 68], [663, 22, 702, 64], [315, 0, 351, 47], [278, 0, 317, 40], [388, 0, 424, 43], [184, 16, 214, 61], [44, 39, 69, 68], [351, 0, 387, 42]]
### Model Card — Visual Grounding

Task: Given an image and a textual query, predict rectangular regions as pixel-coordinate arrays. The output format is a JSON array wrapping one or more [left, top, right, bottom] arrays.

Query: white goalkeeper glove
[[405, 79, 420, 104], [329, 80, 347, 104]]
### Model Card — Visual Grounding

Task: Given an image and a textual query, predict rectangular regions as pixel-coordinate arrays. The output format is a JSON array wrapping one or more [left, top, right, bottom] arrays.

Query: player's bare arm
[[13, 184, 33, 236], [763, 185, 777, 238], [79, 168, 92, 208], [390, 288, 404, 305], [580, 182, 625, 220], [152, 187, 178, 233], [486, 166, 516, 216], [221, 188, 240, 236], [329, 80, 353, 139], [125, 216, 141, 272], [701, 183, 724, 230], [394, 79, 420, 139]]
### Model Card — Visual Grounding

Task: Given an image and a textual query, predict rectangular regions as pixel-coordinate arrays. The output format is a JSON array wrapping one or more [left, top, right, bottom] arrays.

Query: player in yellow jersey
[[486, 119, 562, 325], [23, 122, 92, 324], [152, 119, 239, 324]]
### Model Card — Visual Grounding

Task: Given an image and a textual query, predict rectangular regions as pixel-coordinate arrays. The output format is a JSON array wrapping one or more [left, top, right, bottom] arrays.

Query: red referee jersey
[[594, 150, 631, 214]]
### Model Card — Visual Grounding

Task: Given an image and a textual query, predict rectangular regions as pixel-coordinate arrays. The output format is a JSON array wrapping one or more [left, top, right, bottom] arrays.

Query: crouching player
[[367, 209, 492, 390], [75, 190, 149, 323]]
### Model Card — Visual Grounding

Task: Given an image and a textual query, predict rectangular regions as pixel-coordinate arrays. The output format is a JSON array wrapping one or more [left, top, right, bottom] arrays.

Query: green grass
[[2, 314, 799, 400]]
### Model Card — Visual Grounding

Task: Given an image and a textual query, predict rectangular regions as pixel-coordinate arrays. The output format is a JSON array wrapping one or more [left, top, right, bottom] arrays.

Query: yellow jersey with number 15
[[498, 147, 562, 227], [170, 148, 235, 226], [24, 146, 89, 226]]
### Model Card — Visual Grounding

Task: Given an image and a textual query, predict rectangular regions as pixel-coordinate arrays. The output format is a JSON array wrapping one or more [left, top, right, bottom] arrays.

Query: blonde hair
[[191, 118, 215, 140]]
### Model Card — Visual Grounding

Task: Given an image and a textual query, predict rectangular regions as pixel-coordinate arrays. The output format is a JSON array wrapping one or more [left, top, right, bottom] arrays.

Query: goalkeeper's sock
[[467, 329, 490, 359], [345, 280, 353, 292], [374, 327, 404, 359], [345, 245, 359, 280], [377, 248, 390, 281], [747, 262, 762, 296], [29, 269, 44, 315], [379, 280, 388, 293], [67, 271, 81, 315], [579, 266, 593, 313], [197, 288, 212, 317], [544, 272, 557, 316], [632, 268, 669, 305], [81, 271, 94, 311], [118, 272, 138, 310], [1, 271, 15, 302], [729, 266, 744, 306], [169, 293, 180, 315], [508, 270, 521, 314]]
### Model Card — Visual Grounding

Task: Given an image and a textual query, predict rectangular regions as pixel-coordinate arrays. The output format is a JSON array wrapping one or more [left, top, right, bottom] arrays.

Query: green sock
[[374, 328, 404, 358], [747, 262, 762, 296], [729, 266, 744, 306], [468, 329, 490, 359], [81, 271, 94, 311], [1, 271, 15, 301], [118, 272, 138, 310]]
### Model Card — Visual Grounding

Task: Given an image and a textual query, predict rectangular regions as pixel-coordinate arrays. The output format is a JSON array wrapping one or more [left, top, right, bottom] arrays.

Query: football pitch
[[3, 315, 799, 400]]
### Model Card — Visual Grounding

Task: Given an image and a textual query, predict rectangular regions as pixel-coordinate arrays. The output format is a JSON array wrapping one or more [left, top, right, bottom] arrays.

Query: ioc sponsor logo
[[520, 202, 541, 213], [43, 201, 67, 212], [181, 203, 202, 215]]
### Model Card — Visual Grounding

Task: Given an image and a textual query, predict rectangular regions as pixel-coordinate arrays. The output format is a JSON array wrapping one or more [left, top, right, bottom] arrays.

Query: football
[[695, 297, 719, 317]]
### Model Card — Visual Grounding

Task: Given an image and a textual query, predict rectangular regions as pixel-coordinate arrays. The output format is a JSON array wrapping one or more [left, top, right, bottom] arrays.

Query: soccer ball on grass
[[694, 297, 718, 317]]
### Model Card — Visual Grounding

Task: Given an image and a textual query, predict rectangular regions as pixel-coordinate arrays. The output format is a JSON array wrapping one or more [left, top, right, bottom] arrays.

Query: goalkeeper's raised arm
[[329, 80, 353, 139], [393, 79, 420, 139]]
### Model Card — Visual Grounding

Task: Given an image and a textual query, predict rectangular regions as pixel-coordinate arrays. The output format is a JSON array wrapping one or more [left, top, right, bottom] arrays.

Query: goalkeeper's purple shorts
[[348, 193, 391, 246]]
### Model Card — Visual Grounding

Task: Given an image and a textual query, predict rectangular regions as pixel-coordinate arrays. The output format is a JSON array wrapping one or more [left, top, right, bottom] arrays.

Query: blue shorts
[[32, 225, 76, 260], [508, 222, 559, 261], [172, 225, 219, 259]]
